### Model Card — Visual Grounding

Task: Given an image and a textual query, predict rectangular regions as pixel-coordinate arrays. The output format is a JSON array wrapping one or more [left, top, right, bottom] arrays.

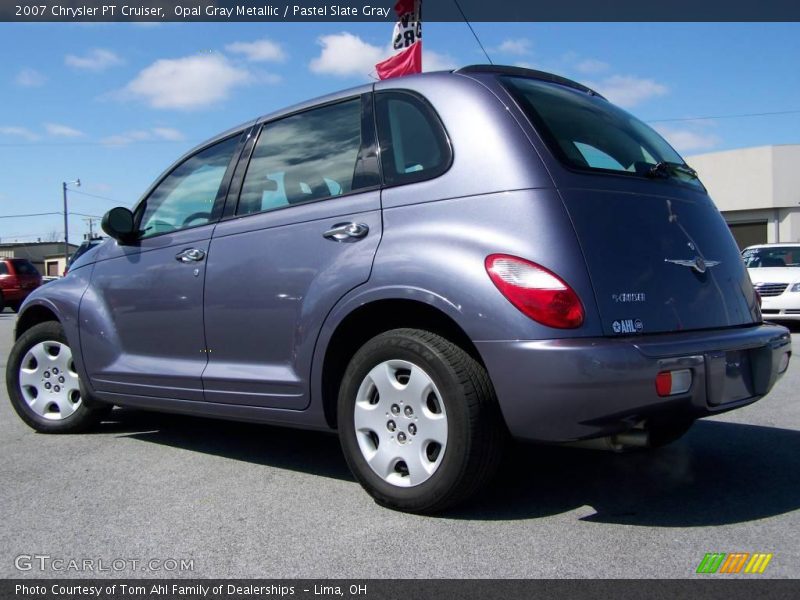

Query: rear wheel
[[338, 328, 505, 513], [6, 321, 111, 433]]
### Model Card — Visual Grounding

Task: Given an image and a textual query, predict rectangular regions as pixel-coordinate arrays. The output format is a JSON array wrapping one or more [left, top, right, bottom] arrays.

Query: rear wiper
[[647, 161, 699, 180]]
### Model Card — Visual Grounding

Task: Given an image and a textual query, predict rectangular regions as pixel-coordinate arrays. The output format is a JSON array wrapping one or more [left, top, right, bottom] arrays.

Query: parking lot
[[0, 310, 797, 579]]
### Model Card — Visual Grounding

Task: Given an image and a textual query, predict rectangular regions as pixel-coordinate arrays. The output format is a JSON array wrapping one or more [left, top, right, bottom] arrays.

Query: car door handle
[[175, 248, 206, 263], [323, 222, 369, 241]]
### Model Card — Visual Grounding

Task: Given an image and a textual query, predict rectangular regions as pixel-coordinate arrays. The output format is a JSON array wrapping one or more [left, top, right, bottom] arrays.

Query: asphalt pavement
[[0, 310, 798, 579]]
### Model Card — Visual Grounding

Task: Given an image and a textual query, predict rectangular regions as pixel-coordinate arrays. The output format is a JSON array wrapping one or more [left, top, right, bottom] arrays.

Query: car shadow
[[102, 409, 800, 525]]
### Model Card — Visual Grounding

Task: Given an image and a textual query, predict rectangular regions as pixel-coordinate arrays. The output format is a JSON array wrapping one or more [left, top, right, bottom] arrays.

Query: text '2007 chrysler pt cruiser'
[[6, 66, 791, 513]]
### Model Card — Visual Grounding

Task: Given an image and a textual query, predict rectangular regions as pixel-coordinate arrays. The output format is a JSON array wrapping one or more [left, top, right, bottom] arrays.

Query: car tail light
[[485, 254, 584, 329], [655, 369, 692, 397]]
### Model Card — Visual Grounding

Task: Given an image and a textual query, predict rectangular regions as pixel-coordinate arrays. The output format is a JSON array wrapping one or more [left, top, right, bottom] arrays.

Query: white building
[[687, 145, 800, 249]]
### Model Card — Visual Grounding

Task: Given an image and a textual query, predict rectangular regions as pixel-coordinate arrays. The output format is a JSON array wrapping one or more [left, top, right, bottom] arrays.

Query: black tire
[[338, 328, 506, 513], [6, 321, 112, 433], [0, 291, 5, 313]]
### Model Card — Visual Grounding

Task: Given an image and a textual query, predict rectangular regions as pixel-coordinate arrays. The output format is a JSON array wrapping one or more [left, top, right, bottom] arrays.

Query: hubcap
[[18, 341, 82, 420], [354, 360, 448, 487]]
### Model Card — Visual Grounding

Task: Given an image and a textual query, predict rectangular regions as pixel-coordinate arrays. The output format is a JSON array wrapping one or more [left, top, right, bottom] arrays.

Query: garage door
[[728, 221, 767, 250]]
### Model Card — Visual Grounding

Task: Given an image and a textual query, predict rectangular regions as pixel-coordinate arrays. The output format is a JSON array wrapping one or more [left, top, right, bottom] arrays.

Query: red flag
[[375, 0, 422, 80], [376, 41, 422, 81]]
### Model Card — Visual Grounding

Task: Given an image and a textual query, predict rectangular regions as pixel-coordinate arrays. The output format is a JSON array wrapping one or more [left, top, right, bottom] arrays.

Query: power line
[[0, 212, 61, 219], [647, 109, 800, 124], [452, 0, 493, 65], [69, 189, 120, 203]]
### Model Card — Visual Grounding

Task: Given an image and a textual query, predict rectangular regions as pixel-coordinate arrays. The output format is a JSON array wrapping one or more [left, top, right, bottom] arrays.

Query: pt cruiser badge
[[664, 256, 721, 275]]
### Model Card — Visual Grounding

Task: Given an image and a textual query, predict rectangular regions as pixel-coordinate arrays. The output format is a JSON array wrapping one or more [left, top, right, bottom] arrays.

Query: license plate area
[[706, 349, 755, 406]]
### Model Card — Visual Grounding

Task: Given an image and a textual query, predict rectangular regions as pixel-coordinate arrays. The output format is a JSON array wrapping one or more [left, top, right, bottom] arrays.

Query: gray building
[[687, 144, 800, 249], [0, 242, 78, 276]]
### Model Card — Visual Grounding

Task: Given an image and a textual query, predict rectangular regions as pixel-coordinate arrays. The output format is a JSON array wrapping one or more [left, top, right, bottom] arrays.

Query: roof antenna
[[452, 0, 493, 65]]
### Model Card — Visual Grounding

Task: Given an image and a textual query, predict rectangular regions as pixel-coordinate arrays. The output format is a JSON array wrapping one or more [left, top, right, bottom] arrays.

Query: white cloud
[[586, 75, 668, 108], [151, 127, 184, 141], [44, 123, 84, 138], [0, 126, 40, 141], [424, 50, 457, 72], [65, 48, 123, 71], [497, 38, 531, 56], [309, 32, 453, 78], [653, 125, 720, 153], [309, 33, 385, 77], [574, 58, 610, 75], [15, 68, 46, 87], [123, 54, 251, 109], [101, 127, 185, 146], [226, 39, 286, 62]]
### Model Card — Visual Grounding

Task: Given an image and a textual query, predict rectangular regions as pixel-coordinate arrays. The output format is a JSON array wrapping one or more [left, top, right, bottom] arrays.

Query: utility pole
[[62, 179, 80, 262], [83, 217, 98, 240]]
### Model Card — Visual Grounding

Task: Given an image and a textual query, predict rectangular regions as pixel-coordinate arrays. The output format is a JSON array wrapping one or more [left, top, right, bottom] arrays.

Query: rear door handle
[[175, 248, 206, 263], [323, 222, 369, 241]]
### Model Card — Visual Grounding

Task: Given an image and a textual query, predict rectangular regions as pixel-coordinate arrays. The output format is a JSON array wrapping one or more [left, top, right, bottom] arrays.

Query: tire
[[6, 321, 111, 433], [338, 328, 506, 513], [0, 291, 5, 313]]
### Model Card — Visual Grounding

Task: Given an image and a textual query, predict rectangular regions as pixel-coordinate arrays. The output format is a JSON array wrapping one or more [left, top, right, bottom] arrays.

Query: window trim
[[228, 94, 380, 220], [132, 130, 247, 240], [374, 89, 453, 188]]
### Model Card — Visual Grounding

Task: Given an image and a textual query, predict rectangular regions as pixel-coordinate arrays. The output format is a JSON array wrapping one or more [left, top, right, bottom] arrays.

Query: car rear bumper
[[476, 323, 792, 442]]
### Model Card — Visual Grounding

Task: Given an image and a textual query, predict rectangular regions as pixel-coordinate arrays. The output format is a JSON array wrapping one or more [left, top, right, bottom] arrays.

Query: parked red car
[[0, 258, 42, 312]]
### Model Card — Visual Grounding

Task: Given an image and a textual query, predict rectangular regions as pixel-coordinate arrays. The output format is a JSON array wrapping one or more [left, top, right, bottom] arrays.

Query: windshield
[[742, 246, 800, 268], [501, 76, 702, 188]]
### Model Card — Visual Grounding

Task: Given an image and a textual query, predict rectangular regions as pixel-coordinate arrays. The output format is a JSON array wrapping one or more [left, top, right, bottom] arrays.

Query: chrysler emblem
[[664, 256, 721, 274]]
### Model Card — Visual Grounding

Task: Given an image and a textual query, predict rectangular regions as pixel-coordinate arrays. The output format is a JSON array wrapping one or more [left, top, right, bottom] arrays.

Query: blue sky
[[1, 21, 799, 243]]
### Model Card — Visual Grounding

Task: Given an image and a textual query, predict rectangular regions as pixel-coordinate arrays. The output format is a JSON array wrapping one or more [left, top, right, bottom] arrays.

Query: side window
[[139, 134, 241, 238], [236, 98, 364, 216], [375, 91, 451, 185], [0, 262, 8, 275]]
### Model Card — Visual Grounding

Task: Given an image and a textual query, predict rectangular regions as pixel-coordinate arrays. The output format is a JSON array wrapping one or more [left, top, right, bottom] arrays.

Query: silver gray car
[[6, 66, 792, 513]]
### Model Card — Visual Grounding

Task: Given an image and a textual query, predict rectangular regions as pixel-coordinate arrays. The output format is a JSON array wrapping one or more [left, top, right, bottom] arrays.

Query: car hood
[[747, 267, 800, 284]]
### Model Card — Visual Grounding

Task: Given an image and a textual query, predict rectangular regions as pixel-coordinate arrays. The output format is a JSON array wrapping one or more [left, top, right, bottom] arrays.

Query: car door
[[81, 133, 244, 401], [202, 94, 382, 409]]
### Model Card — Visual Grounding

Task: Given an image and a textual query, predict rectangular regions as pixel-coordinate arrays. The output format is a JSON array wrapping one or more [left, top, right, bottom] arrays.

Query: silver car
[[6, 66, 791, 512]]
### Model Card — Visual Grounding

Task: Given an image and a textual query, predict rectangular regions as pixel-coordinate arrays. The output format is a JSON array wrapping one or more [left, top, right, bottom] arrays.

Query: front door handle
[[175, 248, 206, 263], [323, 222, 369, 242]]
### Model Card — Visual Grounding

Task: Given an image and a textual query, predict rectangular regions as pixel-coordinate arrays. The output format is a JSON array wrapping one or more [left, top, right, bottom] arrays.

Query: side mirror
[[101, 207, 137, 243]]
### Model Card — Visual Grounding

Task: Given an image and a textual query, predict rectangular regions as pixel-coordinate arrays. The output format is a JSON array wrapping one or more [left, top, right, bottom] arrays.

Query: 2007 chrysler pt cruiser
[[6, 66, 791, 512]]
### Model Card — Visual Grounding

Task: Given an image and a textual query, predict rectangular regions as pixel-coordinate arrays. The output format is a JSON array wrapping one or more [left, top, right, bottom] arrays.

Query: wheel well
[[15, 305, 59, 340], [320, 299, 485, 429]]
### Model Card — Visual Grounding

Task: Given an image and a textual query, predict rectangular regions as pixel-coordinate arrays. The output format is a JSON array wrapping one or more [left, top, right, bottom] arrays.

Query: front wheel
[[6, 321, 111, 433], [338, 329, 505, 513]]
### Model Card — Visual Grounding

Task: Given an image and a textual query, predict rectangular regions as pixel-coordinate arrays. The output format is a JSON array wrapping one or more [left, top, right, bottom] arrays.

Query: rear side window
[[236, 98, 365, 216], [0, 262, 8, 275], [502, 76, 703, 188], [11, 259, 38, 275], [375, 91, 451, 185]]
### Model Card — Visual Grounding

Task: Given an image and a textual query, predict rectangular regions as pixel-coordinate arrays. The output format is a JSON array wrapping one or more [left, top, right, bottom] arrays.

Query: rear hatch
[[499, 74, 759, 335], [10, 258, 41, 291], [560, 187, 758, 335]]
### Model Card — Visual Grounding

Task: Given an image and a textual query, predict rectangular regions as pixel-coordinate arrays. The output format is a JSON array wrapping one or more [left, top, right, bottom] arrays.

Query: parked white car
[[743, 243, 800, 321]]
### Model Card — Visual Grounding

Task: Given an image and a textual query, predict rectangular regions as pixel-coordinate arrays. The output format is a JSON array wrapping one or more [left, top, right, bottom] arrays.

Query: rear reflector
[[655, 369, 692, 397], [485, 254, 584, 329]]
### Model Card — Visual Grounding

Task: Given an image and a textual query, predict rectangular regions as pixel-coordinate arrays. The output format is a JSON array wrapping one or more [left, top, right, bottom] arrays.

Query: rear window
[[11, 259, 39, 276], [501, 76, 702, 188], [742, 246, 799, 268], [0, 262, 8, 275]]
